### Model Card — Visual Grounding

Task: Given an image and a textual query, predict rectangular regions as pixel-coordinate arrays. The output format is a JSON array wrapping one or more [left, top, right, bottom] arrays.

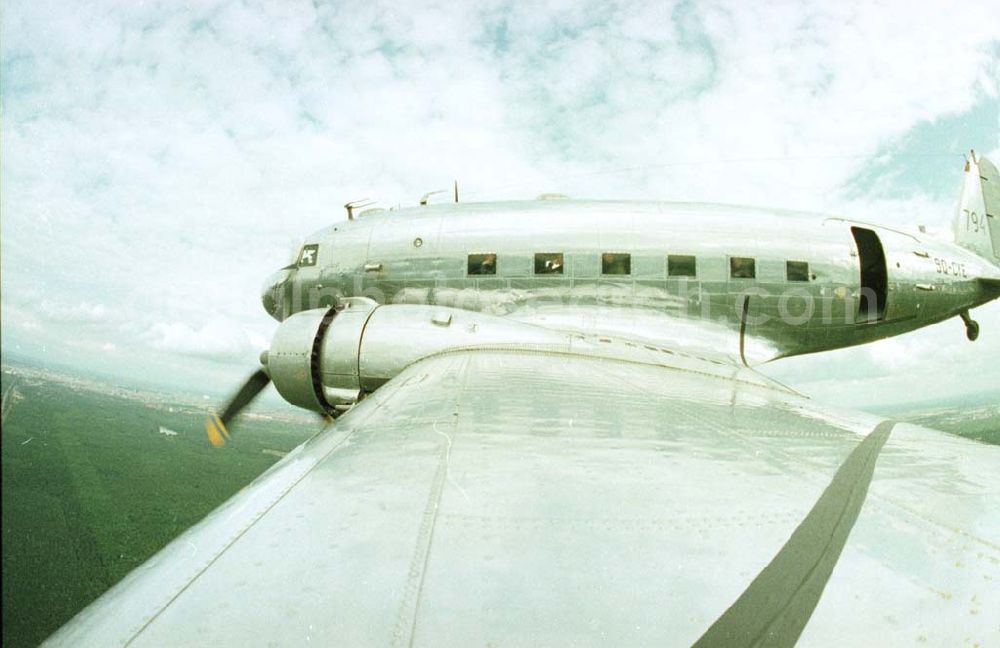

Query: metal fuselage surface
[[264, 200, 1000, 360]]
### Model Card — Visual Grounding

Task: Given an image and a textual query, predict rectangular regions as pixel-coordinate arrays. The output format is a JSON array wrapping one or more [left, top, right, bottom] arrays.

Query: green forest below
[[1, 370, 314, 648]]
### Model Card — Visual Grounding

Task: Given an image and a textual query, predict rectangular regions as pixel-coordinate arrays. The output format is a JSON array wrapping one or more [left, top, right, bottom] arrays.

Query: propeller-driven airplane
[[47, 154, 1000, 646]]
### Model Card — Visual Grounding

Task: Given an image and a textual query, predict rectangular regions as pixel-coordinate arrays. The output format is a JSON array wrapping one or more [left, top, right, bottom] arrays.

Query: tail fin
[[954, 151, 1000, 263]]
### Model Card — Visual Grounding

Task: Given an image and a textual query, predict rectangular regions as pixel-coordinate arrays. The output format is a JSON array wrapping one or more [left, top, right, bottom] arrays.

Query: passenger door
[[850, 227, 888, 322]]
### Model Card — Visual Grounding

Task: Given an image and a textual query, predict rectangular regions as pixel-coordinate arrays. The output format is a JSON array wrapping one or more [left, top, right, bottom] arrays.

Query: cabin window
[[534, 252, 564, 275], [786, 260, 809, 282], [601, 253, 631, 275], [668, 255, 697, 277], [467, 253, 497, 276], [730, 257, 756, 279]]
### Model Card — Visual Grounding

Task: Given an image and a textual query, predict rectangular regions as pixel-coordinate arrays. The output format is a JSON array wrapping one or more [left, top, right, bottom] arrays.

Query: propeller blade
[[205, 369, 271, 447]]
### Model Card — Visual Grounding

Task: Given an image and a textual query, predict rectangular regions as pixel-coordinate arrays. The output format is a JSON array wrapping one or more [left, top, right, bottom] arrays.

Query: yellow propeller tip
[[205, 414, 229, 448]]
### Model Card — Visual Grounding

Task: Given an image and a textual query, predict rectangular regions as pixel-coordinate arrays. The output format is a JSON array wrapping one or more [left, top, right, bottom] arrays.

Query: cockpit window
[[668, 255, 697, 277], [297, 244, 319, 267], [468, 253, 497, 275], [786, 260, 809, 282], [730, 256, 756, 279], [602, 253, 631, 275], [534, 252, 564, 275]]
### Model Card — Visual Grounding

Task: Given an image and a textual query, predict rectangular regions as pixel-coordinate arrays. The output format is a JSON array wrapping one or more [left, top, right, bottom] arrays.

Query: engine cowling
[[264, 299, 570, 415]]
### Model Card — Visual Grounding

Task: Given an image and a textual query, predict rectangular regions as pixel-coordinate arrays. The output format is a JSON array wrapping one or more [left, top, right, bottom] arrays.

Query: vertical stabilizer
[[954, 151, 1000, 263]]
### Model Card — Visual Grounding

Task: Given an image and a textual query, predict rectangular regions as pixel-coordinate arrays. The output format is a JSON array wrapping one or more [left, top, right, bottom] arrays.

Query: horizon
[[5, 340, 1000, 415]]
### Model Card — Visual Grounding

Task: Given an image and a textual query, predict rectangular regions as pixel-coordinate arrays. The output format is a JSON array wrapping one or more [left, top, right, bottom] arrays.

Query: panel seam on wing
[[390, 354, 467, 647], [121, 425, 357, 646]]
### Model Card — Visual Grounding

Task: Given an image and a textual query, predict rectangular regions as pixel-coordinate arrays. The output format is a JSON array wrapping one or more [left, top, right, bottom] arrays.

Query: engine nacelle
[[264, 299, 569, 415]]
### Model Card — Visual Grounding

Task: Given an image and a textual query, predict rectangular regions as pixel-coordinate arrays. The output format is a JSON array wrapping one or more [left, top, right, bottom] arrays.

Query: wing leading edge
[[46, 350, 1000, 647]]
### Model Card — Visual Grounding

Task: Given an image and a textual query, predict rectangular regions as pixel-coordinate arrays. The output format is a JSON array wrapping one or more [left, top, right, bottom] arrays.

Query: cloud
[[143, 319, 266, 363], [36, 300, 110, 325], [1, 0, 999, 406]]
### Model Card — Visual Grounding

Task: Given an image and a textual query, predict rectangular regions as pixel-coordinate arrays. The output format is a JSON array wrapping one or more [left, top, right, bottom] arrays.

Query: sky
[[1, 0, 998, 409]]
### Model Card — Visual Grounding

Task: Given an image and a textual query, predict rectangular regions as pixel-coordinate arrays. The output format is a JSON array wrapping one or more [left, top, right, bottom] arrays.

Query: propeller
[[205, 368, 271, 448]]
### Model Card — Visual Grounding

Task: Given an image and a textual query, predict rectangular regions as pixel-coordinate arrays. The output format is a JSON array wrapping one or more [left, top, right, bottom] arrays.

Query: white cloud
[[1, 0, 998, 406], [143, 319, 266, 362], [37, 300, 110, 324]]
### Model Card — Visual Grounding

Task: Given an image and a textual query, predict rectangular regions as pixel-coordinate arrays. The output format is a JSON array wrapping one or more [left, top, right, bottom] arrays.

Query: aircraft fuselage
[[263, 200, 1000, 360]]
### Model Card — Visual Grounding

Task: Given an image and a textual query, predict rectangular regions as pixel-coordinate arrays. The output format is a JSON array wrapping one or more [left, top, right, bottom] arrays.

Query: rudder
[[954, 151, 1000, 263]]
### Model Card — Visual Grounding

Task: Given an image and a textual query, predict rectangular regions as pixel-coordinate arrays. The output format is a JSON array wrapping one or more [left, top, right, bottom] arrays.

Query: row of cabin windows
[[468, 253, 811, 281]]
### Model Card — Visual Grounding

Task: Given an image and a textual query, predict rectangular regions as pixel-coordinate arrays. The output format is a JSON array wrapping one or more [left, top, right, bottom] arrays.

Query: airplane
[[46, 153, 1000, 646]]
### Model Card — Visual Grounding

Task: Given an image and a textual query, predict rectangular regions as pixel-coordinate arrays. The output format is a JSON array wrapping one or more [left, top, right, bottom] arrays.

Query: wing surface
[[45, 349, 1000, 647]]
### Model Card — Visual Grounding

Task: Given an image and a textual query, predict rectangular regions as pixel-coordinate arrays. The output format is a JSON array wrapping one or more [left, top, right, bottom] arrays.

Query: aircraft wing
[[45, 349, 1000, 647]]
